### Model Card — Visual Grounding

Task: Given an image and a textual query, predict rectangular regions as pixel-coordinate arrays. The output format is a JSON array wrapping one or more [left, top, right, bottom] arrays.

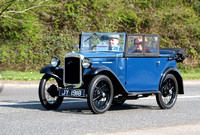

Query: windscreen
[[81, 33, 126, 52], [127, 34, 159, 55]]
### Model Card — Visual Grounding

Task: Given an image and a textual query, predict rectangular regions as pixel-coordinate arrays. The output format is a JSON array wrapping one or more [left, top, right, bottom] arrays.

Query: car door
[[125, 34, 161, 92]]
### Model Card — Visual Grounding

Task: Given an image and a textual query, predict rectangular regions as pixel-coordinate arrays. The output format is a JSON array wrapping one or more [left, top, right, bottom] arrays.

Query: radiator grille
[[64, 57, 81, 84]]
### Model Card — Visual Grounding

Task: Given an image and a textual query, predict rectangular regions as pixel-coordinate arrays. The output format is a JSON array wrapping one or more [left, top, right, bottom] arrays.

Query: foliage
[[0, 0, 199, 71]]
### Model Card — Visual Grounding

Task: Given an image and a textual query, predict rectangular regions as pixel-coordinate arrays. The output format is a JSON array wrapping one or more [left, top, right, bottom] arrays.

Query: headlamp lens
[[82, 58, 91, 68], [51, 57, 60, 67]]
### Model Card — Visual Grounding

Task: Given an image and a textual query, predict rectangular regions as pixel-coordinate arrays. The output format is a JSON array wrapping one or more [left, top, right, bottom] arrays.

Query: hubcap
[[47, 84, 58, 97], [102, 92, 106, 98]]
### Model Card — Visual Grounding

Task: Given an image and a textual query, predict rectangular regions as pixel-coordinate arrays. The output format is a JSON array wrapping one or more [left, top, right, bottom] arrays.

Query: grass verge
[[0, 71, 43, 81], [0, 68, 199, 81], [181, 73, 200, 80], [180, 67, 200, 80]]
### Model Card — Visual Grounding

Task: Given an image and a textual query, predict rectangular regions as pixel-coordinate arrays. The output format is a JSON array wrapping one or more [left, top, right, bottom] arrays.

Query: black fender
[[40, 65, 63, 85], [86, 66, 114, 75], [159, 67, 184, 94], [84, 66, 128, 95]]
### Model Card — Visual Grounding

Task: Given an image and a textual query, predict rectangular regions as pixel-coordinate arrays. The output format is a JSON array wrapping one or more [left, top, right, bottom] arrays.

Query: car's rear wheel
[[156, 74, 178, 109], [87, 75, 113, 114], [39, 74, 63, 110]]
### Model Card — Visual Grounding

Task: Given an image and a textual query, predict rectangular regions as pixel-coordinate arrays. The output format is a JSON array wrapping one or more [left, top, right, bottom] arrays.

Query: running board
[[127, 91, 160, 96], [117, 91, 160, 100]]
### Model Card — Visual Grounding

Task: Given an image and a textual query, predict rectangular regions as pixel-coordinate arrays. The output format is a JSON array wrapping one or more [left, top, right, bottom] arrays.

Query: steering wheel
[[91, 45, 97, 50]]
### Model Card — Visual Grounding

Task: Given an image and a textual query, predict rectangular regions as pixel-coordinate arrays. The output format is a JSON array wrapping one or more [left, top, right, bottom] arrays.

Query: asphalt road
[[0, 80, 200, 135]]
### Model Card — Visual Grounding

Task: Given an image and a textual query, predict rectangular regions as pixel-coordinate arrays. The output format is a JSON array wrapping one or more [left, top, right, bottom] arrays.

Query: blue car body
[[81, 51, 177, 93]]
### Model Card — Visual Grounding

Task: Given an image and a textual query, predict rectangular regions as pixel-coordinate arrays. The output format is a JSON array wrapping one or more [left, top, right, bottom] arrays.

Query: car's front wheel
[[87, 75, 114, 114], [156, 74, 178, 109], [39, 74, 63, 110]]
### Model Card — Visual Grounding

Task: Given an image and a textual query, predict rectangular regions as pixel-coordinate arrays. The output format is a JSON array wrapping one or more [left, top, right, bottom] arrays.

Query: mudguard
[[85, 66, 128, 94], [159, 67, 184, 94], [40, 65, 63, 81], [86, 66, 114, 75]]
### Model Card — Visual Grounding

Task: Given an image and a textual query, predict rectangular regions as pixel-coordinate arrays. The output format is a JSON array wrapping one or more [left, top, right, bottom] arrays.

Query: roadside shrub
[[0, 0, 199, 71]]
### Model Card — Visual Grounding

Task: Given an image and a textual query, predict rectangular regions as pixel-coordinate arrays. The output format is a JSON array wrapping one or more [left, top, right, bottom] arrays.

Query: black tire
[[156, 74, 178, 109], [112, 98, 126, 106], [87, 75, 114, 114], [39, 74, 63, 110]]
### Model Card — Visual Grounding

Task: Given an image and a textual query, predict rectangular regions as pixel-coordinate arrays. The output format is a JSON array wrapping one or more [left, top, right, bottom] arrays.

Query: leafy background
[[0, 0, 199, 71]]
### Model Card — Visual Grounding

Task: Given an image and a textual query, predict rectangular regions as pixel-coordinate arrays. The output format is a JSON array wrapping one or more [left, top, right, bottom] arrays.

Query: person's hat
[[109, 35, 120, 39]]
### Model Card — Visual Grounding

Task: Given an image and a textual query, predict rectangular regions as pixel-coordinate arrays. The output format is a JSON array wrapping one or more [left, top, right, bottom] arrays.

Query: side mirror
[[74, 44, 79, 50]]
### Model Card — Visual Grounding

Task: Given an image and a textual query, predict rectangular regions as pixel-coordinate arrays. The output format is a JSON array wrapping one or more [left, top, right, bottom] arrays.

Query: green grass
[[0, 71, 43, 81], [0, 68, 199, 81], [181, 73, 200, 80], [180, 67, 200, 79]]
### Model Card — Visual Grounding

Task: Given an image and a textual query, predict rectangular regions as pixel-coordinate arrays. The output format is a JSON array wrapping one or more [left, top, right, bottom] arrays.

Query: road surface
[[0, 80, 200, 135]]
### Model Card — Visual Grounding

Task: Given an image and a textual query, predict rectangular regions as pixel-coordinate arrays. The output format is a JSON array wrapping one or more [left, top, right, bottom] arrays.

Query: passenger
[[109, 35, 120, 51]]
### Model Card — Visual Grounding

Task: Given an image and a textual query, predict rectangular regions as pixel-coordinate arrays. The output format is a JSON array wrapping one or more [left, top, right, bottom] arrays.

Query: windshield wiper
[[84, 33, 97, 43]]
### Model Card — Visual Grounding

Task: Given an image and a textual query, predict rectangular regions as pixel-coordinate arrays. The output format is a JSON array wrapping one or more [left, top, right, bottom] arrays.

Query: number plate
[[59, 88, 85, 97]]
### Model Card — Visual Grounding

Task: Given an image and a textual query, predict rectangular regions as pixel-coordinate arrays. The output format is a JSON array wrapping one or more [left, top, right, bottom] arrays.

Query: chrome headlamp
[[51, 57, 60, 67], [82, 58, 91, 69]]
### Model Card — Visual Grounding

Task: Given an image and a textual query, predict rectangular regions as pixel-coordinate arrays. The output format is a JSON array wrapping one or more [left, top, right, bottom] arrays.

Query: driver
[[132, 37, 150, 53], [133, 38, 143, 53], [109, 35, 120, 50]]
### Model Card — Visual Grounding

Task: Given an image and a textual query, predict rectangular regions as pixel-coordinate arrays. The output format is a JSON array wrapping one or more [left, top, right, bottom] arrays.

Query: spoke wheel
[[39, 75, 63, 110], [156, 74, 178, 109], [87, 75, 113, 114]]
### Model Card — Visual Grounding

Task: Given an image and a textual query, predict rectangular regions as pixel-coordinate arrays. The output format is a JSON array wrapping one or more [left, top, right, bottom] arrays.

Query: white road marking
[[141, 95, 200, 100], [0, 100, 85, 106], [0, 95, 199, 106], [178, 95, 200, 99]]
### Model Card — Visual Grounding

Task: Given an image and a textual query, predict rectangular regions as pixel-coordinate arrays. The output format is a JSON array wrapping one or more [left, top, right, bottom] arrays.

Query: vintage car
[[39, 33, 185, 114]]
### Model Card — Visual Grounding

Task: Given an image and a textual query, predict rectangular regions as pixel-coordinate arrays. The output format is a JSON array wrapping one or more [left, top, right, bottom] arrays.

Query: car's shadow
[[0, 99, 159, 115]]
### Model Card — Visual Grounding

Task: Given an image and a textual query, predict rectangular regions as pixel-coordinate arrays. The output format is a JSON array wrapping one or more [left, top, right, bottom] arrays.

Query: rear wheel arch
[[160, 67, 184, 94], [169, 71, 184, 94]]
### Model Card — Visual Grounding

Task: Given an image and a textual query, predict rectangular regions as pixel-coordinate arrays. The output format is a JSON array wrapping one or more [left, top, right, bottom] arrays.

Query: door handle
[[157, 61, 160, 66]]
